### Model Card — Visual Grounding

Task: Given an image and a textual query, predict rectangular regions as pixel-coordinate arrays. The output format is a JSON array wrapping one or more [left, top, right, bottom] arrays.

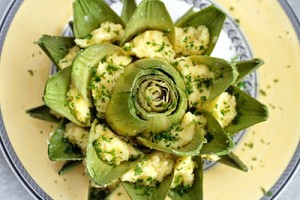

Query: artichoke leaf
[[36, 35, 76, 70], [224, 86, 269, 135], [73, 0, 125, 39], [188, 56, 238, 108], [48, 119, 83, 161], [233, 58, 264, 84], [168, 156, 203, 200], [106, 58, 187, 136], [71, 44, 128, 103], [120, 0, 175, 45], [122, 173, 174, 200], [200, 112, 234, 156], [88, 181, 121, 200], [25, 105, 60, 123], [218, 152, 248, 172], [85, 120, 140, 186], [58, 160, 82, 175], [175, 5, 226, 55], [43, 67, 86, 127], [137, 126, 206, 156], [121, 0, 137, 23]]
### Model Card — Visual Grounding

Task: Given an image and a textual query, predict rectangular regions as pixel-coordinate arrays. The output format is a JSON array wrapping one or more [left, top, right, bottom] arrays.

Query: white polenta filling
[[171, 156, 196, 188], [174, 26, 210, 56], [64, 122, 89, 154], [67, 80, 91, 125], [206, 92, 237, 127], [123, 30, 176, 62], [90, 53, 132, 118], [155, 112, 207, 149], [58, 46, 80, 69], [75, 21, 124, 48], [93, 123, 141, 166], [175, 57, 214, 109], [121, 151, 174, 186]]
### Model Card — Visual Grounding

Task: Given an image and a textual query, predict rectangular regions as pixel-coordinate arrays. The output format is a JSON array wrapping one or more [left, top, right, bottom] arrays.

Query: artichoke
[[27, 0, 269, 200]]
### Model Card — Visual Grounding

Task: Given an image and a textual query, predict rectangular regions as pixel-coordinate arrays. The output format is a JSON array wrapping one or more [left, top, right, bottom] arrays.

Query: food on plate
[[26, 0, 269, 199]]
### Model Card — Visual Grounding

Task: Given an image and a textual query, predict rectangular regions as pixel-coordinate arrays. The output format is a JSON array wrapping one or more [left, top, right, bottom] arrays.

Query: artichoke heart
[[106, 58, 187, 136]]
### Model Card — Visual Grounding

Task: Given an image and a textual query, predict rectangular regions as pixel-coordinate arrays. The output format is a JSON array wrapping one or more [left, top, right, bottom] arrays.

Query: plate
[[0, 0, 300, 199]]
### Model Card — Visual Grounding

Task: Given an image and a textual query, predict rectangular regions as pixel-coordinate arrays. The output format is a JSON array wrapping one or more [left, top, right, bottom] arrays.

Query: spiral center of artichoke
[[135, 73, 178, 117]]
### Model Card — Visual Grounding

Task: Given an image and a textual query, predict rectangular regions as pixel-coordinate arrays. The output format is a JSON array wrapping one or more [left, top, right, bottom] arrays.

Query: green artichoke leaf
[[85, 120, 140, 186], [88, 180, 121, 200], [120, 0, 175, 46], [175, 5, 226, 55], [73, 0, 125, 39], [218, 152, 248, 172], [233, 58, 264, 84], [122, 173, 174, 200], [106, 58, 187, 136], [200, 112, 234, 156], [25, 105, 60, 123], [43, 67, 86, 127], [188, 56, 238, 108], [58, 160, 82, 175], [168, 156, 203, 200], [36, 35, 76, 70], [48, 119, 83, 161], [137, 126, 206, 156], [121, 0, 137, 23], [224, 85, 269, 135], [71, 44, 128, 103]]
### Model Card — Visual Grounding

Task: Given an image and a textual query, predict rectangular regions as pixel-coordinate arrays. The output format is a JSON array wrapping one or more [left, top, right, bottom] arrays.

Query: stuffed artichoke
[[26, 0, 269, 199]]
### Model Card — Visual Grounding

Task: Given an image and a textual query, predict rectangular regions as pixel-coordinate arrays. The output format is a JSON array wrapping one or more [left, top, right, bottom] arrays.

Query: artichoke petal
[[36, 35, 76, 70], [73, 0, 125, 39], [219, 152, 248, 172], [175, 56, 238, 109], [168, 156, 203, 200], [88, 181, 121, 200], [200, 112, 234, 156], [120, 0, 175, 46], [121, 0, 137, 23], [48, 119, 83, 161], [58, 160, 82, 175], [175, 5, 226, 55], [85, 120, 140, 186], [233, 58, 264, 84], [25, 105, 60, 123], [71, 44, 129, 104], [106, 58, 187, 136], [43, 67, 86, 127], [224, 85, 269, 135], [195, 56, 238, 107]]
